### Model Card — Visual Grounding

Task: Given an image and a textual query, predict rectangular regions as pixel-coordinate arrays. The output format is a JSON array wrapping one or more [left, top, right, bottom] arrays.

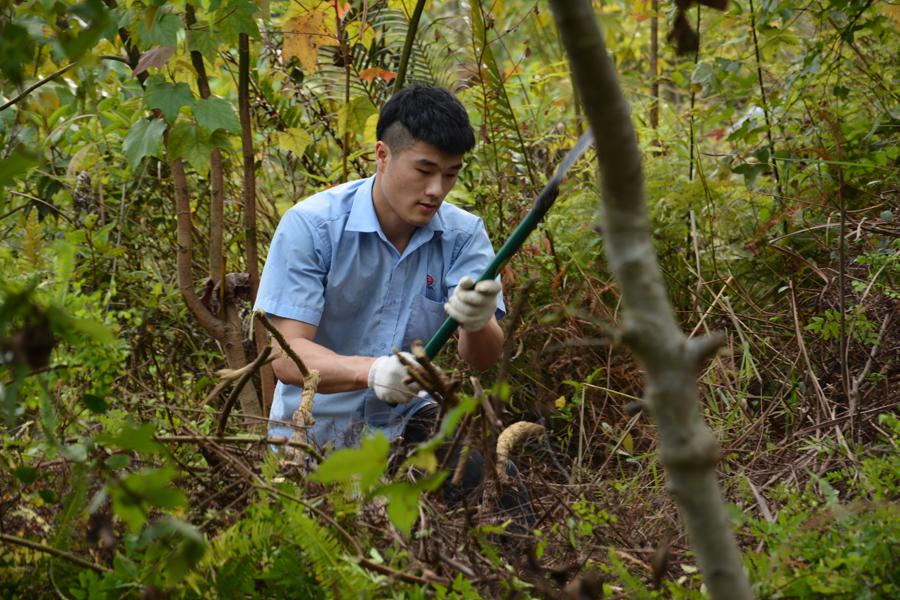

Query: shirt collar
[[345, 175, 445, 235], [345, 176, 379, 232]]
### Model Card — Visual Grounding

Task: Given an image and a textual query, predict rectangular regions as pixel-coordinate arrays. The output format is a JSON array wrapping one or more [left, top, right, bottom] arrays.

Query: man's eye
[[417, 169, 431, 175]]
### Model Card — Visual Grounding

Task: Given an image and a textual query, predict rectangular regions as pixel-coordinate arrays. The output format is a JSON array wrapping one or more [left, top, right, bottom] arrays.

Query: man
[[254, 85, 505, 449]]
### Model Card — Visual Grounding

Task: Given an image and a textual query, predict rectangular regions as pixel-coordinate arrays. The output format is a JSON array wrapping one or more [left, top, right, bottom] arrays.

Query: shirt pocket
[[401, 293, 448, 351]]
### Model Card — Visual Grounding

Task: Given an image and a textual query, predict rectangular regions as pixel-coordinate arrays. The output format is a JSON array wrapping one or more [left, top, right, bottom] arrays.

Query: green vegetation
[[1, 0, 897, 597]]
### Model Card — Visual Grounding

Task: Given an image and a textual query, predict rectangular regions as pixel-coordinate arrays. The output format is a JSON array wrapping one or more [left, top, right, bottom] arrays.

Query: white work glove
[[368, 352, 423, 405], [444, 276, 501, 332]]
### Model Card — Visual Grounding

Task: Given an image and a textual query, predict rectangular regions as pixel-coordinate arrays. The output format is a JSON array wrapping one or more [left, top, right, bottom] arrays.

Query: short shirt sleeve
[[253, 209, 330, 326], [445, 218, 507, 319]]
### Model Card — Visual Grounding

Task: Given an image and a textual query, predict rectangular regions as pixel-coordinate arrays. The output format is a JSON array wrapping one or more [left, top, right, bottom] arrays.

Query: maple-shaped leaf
[[193, 97, 241, 134], [283, 9, 332, 74], [123, 118, 166, 169], [145, 76, 195, 123]]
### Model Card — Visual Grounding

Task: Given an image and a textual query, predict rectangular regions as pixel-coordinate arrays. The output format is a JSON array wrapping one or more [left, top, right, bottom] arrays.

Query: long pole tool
[[424, 129, 595, 358]]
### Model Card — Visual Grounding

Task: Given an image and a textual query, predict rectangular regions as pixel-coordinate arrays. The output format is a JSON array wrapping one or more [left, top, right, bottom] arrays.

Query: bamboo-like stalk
[[688, 6, 701, 181], [748, 0, 783, 215], [548, 2, 752, 598], [393, 0, 427, 93]]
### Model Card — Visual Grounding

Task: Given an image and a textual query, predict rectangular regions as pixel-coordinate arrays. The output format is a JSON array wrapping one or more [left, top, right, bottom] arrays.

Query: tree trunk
[[170, 4, 261, 424], [548, 1, 753, 598]]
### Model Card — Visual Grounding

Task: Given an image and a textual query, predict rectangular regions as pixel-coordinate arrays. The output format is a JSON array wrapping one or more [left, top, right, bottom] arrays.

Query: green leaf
[[111, 467, 184, 532], [168, 122, 224, 172], [193, 96, 241, 134], [138, 10, 183, 47], [731, 162, 769, 187], [375, 473, 446, 535], [145, 77, 195, 123], [82, 393, 109, 414], [61, 0, 112, 60], [0, 22, 35, 86], [214, 0, 260, 42], [123, 118, 166, 170], [62, 443, 88, 463], [0, 146, 40, 188], [310, 433, 389, 490], [187, 22, 219, 62], [13, 466, 39, 484], [105, 454, 130, 469], [98, 423, 162, 454], [274, 127, 312, 156]]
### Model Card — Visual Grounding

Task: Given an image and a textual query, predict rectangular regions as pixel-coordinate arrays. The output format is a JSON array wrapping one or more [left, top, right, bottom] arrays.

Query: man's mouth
[[417, 202, 438, 212]]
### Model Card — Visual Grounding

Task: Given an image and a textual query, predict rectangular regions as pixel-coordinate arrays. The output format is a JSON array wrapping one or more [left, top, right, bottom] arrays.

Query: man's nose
[[424, 175, 443, 199]]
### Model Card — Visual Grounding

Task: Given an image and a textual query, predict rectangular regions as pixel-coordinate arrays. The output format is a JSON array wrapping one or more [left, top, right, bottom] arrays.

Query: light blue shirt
[[254, 176, 505, 448]]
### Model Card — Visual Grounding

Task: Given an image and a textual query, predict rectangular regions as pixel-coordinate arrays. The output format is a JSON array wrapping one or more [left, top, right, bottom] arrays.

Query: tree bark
[[548, 2, 752, 598], [171, 159, 225, 340], [169, 5, 260, 421], [185, 4, 225, 283], [239, 32, 274, 413]]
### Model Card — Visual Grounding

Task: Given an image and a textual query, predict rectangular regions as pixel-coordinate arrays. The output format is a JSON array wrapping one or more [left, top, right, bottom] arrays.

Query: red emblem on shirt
[[426, 274, 434, 287]]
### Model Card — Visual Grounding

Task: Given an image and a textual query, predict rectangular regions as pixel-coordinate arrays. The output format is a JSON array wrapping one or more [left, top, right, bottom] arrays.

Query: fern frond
[[286, 504, 378, 597]]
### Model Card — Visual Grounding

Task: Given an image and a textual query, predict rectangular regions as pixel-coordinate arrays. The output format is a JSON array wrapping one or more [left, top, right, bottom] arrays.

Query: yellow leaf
[[387, 0, 413, 17], [885, 5, 900, 28], [275, 127, 312, 156], [338, 96, 376, 139], [632, 0, 653, 22], [406, 449, 438, 473], [345, 21, 375, 47], [554, 395, 567, 410], [283, 9, 332, 74], [363, 112, 379, 146], [621, 432, 633, 455]]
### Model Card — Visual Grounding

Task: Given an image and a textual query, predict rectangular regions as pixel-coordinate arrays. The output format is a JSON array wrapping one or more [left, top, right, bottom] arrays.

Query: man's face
[[373, 139, 464, 231]]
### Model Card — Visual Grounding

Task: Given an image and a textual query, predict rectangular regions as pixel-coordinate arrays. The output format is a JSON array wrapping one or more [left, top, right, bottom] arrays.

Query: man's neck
[[372, 182, 415, 254]]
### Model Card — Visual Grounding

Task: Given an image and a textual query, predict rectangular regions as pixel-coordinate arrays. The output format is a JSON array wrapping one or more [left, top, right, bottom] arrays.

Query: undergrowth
[[2, 0, 898, 598]]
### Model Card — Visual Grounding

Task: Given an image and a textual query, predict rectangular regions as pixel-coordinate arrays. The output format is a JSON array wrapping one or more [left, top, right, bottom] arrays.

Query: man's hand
[[445, 276, 501, 332], [368, 352, 423, 405]]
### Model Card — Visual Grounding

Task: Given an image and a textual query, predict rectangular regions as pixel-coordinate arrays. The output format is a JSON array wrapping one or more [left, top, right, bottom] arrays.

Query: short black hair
[[376, 85, 475, 155]]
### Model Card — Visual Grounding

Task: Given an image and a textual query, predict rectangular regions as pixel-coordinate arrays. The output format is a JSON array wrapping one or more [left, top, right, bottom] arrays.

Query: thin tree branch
[[0, 533, 111, 573], [217, 344, 272, 437], [171, 158, 225, 338], [0, 55, 130, 112], [254, 310, 310, 378]]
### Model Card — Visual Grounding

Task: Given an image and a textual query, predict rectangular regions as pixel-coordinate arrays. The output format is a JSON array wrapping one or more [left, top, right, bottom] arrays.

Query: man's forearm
[[273, 338, 375, 393], [458, 318, 504, 371]]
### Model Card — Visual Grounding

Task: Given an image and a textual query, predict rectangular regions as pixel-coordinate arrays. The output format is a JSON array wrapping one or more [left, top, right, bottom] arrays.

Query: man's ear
[[375, 140, 390, 171]]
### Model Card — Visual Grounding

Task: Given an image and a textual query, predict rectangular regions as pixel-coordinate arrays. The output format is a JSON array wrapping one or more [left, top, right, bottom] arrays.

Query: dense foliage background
[[1, 0, 897, 597]]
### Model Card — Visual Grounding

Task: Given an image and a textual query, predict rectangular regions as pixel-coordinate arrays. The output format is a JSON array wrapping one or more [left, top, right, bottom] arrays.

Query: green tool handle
[[423, 183, 561, 358]]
